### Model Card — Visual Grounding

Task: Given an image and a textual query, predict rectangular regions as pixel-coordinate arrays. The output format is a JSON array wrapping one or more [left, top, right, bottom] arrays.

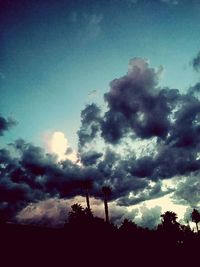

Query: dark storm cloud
[[101, 58, 171, 143], [86, 148, 151, 201], [117, 180, 173, 206], [77, 103, 102, 149], [173, 174, 200, 206], [80, 150, 103, 166], [0, 146, 46, 221], [130, 156, 155, 178], [76, 56, 200, 208], [0, 139, 106, 220], [78, 57, 200, 180], [1, 138, 150, 220], [0, 141, 70, 219], [192, 51, 200, 72], [78, 58, 173, 146], [188, 83, 200, 95], [167, 95, 200, 148], [0, 115, 16, 136], [0, 148, 11, 163]]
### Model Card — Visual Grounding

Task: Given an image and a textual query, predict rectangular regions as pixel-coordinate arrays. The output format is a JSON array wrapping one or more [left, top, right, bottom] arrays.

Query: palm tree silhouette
[[161, 211, 178, 226], [159, 211, 181, 244], [81, 179, 92, 210], [191, 208, 200, 232], [102, 186, 112, 223]]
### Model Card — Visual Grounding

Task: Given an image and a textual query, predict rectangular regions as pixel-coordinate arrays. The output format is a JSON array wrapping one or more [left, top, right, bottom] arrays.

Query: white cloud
[[126, 178, 188, 225], [43, 131, 78, 163], [50, 132, 68, 159], [137, 193, 187, 222], [16, 198, 70, 227], [134, 205, 162, 229]]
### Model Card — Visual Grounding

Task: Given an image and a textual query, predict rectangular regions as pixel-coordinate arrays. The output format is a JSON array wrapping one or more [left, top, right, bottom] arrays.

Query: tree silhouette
[[158, 211, 181, 244], [191, 208, 200, 232], [68, 203, 93, 225], [102, 186, 112, 223], [161, 211, 178, 225], [119, 219, 138, 234], [68, 203, 85, 223]]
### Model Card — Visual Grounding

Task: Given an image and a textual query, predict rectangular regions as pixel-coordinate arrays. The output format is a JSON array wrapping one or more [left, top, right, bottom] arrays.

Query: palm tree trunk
[[104, 197, 109, 223], [85, 189, 90, 210], [196, 222, 199, 232]]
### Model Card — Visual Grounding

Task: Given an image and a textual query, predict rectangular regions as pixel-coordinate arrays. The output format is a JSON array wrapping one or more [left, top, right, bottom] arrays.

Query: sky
[[0, 0, 200, 228]]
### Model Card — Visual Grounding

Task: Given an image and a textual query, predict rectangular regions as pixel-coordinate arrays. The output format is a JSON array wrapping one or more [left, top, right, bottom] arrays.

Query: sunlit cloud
[[43, 131, 78, 163], [50, 132, 68, 160], [137, 193, 187, 222]]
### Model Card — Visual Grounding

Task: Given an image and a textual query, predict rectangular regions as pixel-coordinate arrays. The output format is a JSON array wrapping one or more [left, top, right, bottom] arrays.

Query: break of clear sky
[[1, 0, 200, 150]]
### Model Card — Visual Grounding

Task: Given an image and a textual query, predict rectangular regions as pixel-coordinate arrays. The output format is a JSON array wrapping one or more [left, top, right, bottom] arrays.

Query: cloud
[[88, 90, 97, 96], [16, 195, 154, 228], [101, 58, 170, 143], [0, 140, 80, 220], [16, 198, 70, 227], [0, 115, 16, 136], [77, 103, 102, 150], [77, 57, 200, 209], [49, 132, 68, 160], [192, 51, 200, 72], [117, 180, 174, 206], [135, 205, 162, 229], [78, 58, 168, 146], [173, 174, 200, 206], [188, 82, 200, 95], [80, 150, 103, 166], [183, 207, 193, 223], [44, 131, 78, 163], [88, 90, 98, 100], [15, 196, 131, 227]]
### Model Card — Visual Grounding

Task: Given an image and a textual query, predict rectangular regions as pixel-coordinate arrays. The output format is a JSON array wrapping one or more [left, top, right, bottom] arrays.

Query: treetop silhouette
[[191, 208, 200, 232]]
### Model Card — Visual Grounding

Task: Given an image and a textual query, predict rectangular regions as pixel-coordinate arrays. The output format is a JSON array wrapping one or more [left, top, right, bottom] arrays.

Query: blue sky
[[1, 0, 200, 148]]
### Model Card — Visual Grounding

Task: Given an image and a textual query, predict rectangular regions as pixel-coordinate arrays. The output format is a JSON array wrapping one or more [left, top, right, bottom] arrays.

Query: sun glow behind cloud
[[44, 131, 78, 163], [50, 132, 68, 160]]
